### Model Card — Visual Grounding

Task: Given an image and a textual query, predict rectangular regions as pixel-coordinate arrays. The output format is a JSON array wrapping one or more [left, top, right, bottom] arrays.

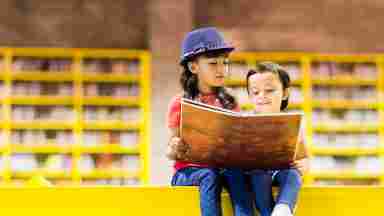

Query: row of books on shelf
[[314, 179, 379, 186], [312, 110, 378, 123], [311, 63, 377, 79], [13, 82, 72, 96], [0, 154, 140, 173], [5, 58, 140, 74], [0, 131, 139, 147], [7, 82, 140, 97], [10, 106, 141, 121], [313, 134, 378, 149], [6, 131, 139, 147], [8, 178, 140, 186], [312, 86, 376, 100], [310, 156, 381, 173]]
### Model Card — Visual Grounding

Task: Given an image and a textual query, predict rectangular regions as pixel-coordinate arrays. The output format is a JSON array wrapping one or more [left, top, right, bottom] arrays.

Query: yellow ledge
[[11, 121, 74, 130], [311, 171, 381, 179], [12, 170, 71, 179], [11, 145, 72, 154], [83, 121, 140, 130], [83, 96, 140, 106], [11, 96, 73, 105], [311, 147, 380, 156], [8, 145, 139, 154], [0, 186, 380, 215], [79, 146, 139, 154], [313, 123, 378, 133], [79, 170, 139, 179], [12, 71, 74, 82], [313, 100, 378, 109], [82, 73, 140, 83], [312, 76, 376, 86]]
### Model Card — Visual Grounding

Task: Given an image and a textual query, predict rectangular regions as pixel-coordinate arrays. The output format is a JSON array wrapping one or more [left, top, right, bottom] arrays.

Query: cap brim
[[180, 46, 235, 65]]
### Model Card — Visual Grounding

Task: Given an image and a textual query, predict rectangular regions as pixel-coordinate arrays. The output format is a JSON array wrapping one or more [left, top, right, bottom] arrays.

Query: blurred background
[[0, 0, 382, 187]]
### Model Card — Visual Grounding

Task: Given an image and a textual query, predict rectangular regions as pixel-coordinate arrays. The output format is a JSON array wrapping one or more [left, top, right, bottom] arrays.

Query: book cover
[[180, 98, 304, 169]]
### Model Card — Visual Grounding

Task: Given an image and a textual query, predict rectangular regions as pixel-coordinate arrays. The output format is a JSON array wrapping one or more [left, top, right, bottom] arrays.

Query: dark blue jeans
[[171, 167, 255, 216], [171, 167, 223, 216], [248, 168, 302, 216], [221, 168, 255, 216]]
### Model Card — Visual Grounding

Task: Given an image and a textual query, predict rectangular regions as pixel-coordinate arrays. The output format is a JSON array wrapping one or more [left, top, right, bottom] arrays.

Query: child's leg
[[221, 168, 255, 216], [171, 167, 223, 216], [249, 170, 274, 216], [273, 168, 302, 213]]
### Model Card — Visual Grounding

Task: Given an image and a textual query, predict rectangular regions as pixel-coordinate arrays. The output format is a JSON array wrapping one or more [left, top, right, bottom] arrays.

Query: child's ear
[[283, 87, 290, 100], [188, 62, 199, 74]]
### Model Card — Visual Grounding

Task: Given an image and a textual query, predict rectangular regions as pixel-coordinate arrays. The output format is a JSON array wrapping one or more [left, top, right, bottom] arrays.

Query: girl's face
[[248, 71, 289, 113], [189, 53, 230, 93]]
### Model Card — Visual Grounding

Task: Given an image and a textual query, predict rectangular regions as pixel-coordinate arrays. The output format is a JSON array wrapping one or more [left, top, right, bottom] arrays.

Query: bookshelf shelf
[[11, 121, 74, 130], [11, 145, 72, 154], [12, 170, 71, 179], [82, 97, 140, 106], [82, 74, 139, 83], [11, 96, 73, 105], [311, 172, 381, 180], [78, 146, 139, 154], [312, 147, 380, 156], [313, 123, 378, 133], [80, 170, 139, 179], [312, 100, 378, 109]]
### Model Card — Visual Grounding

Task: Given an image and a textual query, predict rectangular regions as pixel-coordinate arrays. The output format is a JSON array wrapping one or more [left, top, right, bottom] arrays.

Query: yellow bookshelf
[[229, 52, 383, 186], [0, 47, 150, 186]]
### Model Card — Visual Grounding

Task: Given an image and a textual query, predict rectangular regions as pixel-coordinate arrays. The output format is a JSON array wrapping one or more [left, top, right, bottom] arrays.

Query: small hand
[[291, 158, 310, 176], [169, 137, 190, 160]]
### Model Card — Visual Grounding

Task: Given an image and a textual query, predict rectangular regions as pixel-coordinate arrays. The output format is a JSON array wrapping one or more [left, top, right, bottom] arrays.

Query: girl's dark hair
[[180, 51, 237, 110], [246, 61, 290, 110]]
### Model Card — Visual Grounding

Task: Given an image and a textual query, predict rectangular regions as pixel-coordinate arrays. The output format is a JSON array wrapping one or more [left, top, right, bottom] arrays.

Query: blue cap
[[180, 27, 234, 65]]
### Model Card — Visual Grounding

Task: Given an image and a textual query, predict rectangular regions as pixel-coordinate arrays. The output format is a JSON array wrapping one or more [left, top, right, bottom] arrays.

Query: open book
[[180, 98, 305, 169]]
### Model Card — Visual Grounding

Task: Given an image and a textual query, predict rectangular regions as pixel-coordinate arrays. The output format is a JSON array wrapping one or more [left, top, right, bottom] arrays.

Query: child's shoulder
[[169, 94, 183, 105], [167, 94, 183, 112]]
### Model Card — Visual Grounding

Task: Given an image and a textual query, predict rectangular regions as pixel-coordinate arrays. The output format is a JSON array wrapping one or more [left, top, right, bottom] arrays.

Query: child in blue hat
[[167, 27, 255, 216]]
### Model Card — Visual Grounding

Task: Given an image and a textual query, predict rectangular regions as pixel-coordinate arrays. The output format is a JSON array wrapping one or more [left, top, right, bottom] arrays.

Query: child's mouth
[[257, 102, 271, 106]]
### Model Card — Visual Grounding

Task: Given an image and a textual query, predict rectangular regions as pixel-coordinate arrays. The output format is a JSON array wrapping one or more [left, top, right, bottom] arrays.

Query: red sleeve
[[166, 95, 182, 129]]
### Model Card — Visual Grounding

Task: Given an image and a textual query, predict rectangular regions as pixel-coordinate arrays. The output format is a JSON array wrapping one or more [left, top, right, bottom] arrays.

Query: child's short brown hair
[[246, 61, 291, 110]]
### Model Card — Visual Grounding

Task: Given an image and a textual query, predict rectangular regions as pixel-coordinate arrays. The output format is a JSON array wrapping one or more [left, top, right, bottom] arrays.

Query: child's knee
[[286, 169, 302, 187], [200, 168, 220, 182]]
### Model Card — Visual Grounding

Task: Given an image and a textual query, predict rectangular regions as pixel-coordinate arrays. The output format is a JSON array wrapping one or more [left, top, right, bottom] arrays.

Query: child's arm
[[292, 136, 310, 175], [166, 128, 189, 160]]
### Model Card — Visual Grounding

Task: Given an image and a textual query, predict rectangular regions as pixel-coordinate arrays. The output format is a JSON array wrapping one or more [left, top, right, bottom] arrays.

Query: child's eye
[[266, 89, 275, 93], [209, 62, 218, 65]]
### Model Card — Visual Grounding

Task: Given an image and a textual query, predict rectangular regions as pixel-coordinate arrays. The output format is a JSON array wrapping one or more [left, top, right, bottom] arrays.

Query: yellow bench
[[0, 186, 380, 215]]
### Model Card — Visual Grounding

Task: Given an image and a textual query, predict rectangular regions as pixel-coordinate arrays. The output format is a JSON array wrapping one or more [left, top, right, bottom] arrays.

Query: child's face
[[248, 71, 289, 113], [190, 53, 229, 92]]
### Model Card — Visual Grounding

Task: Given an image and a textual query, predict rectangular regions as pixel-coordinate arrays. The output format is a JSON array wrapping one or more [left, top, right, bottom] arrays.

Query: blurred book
[[180, 98, 304, 169]]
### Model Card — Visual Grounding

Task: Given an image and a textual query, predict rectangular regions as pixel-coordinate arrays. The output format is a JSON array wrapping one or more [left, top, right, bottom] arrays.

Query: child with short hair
[[245, 62, 310, 216]]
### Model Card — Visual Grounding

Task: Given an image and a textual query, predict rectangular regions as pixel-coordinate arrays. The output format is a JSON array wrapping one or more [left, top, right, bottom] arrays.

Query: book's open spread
[[180, 98, 304, 169]]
